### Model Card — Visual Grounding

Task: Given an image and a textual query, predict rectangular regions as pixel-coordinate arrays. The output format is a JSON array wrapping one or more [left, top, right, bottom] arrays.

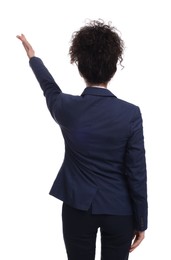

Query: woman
[[17, 19, 148, 260]]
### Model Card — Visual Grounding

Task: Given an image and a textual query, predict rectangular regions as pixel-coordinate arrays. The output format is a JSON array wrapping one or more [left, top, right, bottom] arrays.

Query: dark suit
[[29, 57, 147, 232]]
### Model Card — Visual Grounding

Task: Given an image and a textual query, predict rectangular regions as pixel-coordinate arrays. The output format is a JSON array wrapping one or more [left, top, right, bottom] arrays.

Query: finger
[[16, 35, 22, 41], [16, 34, 25, 41], [16, 34, 29, 46], [130, 241, 141, 252], [130, 236, 144, 252], [19, 36, 33, 51], [22, 42, 29, 52]]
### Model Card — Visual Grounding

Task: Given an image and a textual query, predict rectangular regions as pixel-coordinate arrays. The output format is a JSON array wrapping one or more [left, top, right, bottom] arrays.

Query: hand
[[16, 34, 35, 59], [130, 231, 145, 252]]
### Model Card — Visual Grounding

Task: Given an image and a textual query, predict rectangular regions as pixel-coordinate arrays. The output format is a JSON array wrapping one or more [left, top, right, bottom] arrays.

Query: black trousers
[[62, 203, 134, 260]]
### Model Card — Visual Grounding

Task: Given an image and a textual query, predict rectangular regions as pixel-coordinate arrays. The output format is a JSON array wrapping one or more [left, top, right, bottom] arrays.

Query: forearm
[[29, 56, 63, 120], [29, 56, 62, 96], [127, 147, 148, 231], [128, 177, 148, 231]]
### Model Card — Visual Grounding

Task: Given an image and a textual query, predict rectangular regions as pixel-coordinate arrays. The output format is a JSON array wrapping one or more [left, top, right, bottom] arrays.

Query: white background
[[0, 0, 171, 259]]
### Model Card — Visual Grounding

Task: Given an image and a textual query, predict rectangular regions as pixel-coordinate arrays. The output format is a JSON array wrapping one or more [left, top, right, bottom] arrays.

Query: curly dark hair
[[69, 19, 124, 85]]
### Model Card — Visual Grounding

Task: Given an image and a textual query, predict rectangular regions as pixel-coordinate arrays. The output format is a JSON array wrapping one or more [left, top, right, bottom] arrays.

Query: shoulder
[[115, 97, 140, 113], [115, 97, 138, 108], [113, 98, 143, 126]]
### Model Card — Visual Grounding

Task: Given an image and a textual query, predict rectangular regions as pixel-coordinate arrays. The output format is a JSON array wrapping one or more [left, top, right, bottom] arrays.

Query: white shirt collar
[[87, 85, 107, 89]]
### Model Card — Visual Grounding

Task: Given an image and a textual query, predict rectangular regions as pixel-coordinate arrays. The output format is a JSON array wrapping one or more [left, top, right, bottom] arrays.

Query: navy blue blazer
[[29, 57, 148, 231]]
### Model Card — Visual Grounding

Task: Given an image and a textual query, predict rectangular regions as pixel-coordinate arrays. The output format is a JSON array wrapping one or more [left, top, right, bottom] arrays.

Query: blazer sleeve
[[29, 56, 62, 120], [125, 106, 148, 231]]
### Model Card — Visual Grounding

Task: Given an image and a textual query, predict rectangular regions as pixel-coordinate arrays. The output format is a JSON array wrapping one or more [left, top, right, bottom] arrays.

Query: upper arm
[[29, 57, 63, 121], [125, 106, 147, 195], [125, 107, 146, 177]]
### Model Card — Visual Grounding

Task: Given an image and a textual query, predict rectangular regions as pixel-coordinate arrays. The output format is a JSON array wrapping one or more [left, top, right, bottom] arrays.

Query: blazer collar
[[81, 87, 116, 97]]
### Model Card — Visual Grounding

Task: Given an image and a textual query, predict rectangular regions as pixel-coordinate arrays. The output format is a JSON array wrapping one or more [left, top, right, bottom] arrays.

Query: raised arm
[[17, 34, 62, 119]]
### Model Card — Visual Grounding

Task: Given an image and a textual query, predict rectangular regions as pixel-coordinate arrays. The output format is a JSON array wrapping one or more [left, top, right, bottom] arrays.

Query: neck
[[86, 83, 108, 88]]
